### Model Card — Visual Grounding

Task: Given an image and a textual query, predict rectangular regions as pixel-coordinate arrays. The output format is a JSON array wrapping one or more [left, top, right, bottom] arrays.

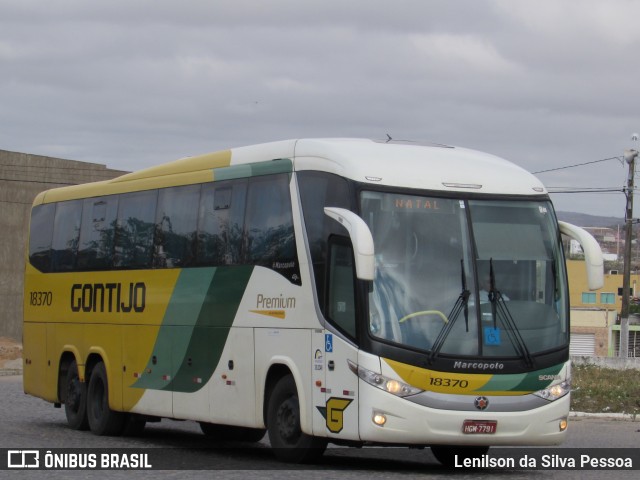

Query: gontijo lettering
[[70, 282, 146, 313]]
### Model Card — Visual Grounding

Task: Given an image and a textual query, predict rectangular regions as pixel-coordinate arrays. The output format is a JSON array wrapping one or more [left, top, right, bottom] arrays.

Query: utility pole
[[620, 143, 639, 358]]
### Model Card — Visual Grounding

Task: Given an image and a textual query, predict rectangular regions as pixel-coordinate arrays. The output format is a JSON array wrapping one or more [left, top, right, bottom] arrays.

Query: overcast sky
[[1, 0, 639, 217]]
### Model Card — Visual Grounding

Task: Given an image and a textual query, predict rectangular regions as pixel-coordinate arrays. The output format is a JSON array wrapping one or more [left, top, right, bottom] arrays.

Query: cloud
[[0, 0, 638, 216]]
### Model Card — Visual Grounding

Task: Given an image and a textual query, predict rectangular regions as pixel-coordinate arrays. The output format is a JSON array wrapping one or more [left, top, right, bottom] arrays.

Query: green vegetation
[[571, 364, 640, 416]]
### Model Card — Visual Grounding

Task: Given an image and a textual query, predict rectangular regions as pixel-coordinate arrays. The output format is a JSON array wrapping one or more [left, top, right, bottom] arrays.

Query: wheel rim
[[276, 397, 301, 445]]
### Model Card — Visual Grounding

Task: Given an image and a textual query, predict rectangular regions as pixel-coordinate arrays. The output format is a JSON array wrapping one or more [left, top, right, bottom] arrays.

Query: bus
[[23, 138, 603, 465]]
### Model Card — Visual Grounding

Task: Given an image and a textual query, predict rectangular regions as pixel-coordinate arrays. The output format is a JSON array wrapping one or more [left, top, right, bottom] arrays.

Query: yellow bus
[[23, 138, 603, 465]]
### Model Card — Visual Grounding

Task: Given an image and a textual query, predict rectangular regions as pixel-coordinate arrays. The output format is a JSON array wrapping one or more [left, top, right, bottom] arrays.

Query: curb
[[570, 411, 638, 421]]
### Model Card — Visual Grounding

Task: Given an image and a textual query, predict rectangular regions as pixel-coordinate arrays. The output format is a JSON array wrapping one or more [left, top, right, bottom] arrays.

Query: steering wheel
[[398, 310, 449, 324]]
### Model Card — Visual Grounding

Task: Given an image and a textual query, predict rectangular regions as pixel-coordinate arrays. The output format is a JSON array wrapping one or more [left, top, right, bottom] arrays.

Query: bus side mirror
[[324, 207, 375, 281], [559, 221, 604, 290]]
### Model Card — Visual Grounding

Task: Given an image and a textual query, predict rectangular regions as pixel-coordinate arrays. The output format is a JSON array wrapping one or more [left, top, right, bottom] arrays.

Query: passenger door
[[319, 240, 359, 441]]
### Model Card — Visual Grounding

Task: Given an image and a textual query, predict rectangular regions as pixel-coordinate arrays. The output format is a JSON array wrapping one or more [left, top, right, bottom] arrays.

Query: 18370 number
[[29, 291, 53, 306], [429, 377, 469, 388]]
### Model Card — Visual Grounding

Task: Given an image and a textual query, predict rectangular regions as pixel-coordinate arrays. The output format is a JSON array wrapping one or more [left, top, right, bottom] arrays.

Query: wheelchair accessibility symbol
[[484, 327, 501, 346], [325, 333, 333, 352]]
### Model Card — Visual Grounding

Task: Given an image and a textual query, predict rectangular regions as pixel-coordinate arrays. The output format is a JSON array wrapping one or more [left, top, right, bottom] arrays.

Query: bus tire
[[431, 445, 490, 468], [63, 359, 89, 430], [266, 375, 326, 463], [86, 362, 125, 436]]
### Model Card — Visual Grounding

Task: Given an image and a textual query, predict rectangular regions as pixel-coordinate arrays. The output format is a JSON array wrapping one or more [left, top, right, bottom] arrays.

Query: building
[[567, 260, 640, 357], [0, 149, 126, 340]]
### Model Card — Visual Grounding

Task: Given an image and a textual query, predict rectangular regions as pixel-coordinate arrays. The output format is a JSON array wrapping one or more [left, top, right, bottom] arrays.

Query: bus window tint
[[51, 200, 83, 272], [28, 203, 56, 272], [245, 174, 299, 282], [327, 241, 357, 338], [197, 179, 247, 265], [77, 196, 118, 270], [297, 172, 353, 313], [155, 185, 200, 268], [113, 190, 158, 268]]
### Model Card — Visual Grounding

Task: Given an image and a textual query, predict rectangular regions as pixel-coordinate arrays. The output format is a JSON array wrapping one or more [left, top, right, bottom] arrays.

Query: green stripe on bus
[[478, 364, 564, 393], [132, 266, 254, 392], [214, 158, 292, 181]]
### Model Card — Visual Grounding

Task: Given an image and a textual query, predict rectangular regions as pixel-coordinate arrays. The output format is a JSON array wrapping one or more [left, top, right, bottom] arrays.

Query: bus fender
[[261, 356, 313, 435], [61, 345, 84, 380], [85, 346, 123, 411]]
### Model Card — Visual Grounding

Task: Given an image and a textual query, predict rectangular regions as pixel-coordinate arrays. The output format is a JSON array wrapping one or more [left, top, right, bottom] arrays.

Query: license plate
[[462, 420, 497, 434]]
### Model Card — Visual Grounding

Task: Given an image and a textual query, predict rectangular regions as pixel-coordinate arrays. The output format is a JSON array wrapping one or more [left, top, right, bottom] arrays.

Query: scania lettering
[[23, 138, 603, 466]]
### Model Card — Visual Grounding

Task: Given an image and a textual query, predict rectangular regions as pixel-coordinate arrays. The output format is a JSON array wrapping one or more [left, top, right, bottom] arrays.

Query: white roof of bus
[[230, 138, 547, 196], [35, 137, 547, 206]]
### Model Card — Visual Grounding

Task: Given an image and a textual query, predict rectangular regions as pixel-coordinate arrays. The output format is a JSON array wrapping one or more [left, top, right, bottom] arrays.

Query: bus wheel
[[266, 375, 327, 463], [86, 362, 125, 436], [63, 359, 89, 430], [431, 445, 490, 468], [200, 423, 266, 443]]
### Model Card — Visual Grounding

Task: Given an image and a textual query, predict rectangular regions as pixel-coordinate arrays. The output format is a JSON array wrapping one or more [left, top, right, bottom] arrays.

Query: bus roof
[[35, 138, 546, 204]]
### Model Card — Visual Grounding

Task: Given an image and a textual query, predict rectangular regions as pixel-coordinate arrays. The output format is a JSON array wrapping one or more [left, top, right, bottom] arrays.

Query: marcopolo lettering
[[70, 283, 146, 313], [453, 361, 504, 371]]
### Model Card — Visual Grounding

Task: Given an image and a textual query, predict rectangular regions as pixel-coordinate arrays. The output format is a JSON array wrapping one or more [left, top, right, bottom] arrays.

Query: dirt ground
[[0, 337, 23, 370]]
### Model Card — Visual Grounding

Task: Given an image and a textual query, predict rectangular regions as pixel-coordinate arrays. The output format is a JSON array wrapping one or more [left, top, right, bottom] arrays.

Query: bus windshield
[[361, 192, 568, 359]]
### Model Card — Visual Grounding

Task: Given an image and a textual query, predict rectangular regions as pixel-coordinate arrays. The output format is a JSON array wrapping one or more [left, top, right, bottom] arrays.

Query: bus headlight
[[348, 360, 423, 397], [532, 380, 571, 401]]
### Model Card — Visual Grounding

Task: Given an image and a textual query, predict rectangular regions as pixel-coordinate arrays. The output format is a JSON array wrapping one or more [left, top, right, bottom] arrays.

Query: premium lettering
[[256, 294, 296, 309], [70, 282, 146, 313]]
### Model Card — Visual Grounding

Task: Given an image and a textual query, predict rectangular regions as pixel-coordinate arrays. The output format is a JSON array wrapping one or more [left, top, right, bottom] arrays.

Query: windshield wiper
[[428, 260, 470, 364], [488, 259, 534, 368]]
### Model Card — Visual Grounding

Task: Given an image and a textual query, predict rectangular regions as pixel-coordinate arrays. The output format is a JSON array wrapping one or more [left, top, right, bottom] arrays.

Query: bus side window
[[77, 196, 119, 271], [245, 174, 300, 284], [297, 171, 354, 312], [154, 185, 200, 268], [327, 239, 357, 338], [29, 203, 56, 272], [197, 179, 247, 266], [113, 190, 158, 269], [51, 200, 83, 272]]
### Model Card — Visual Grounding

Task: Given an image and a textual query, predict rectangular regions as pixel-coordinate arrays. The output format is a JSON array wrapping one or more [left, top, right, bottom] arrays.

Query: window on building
[[613, 329, 640, 357], [581, 292, 596, 304], [600, 292, 616, 304]]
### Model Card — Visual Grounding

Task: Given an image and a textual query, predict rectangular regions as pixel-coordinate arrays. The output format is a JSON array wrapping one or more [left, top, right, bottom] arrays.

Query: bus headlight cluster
[[348, 360, 422, 397], [533, 380, 571, 401]]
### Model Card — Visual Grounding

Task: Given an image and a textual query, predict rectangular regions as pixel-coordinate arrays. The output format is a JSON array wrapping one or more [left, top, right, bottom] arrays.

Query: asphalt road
[[0, 374, 638, 479]]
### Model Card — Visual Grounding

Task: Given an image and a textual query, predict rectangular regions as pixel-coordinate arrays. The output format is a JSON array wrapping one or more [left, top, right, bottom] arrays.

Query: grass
[[571, 364, 640, 416]]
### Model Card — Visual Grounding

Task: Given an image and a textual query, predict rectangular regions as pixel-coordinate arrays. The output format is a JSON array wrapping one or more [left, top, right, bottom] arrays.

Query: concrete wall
[[571, 355, 640, 370], [0, 149, 127, 340]]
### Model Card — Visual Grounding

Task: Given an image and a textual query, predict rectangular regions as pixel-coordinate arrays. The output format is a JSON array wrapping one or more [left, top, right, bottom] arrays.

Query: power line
[[532, 156, 622, 174], [547, 190, 623, 194]]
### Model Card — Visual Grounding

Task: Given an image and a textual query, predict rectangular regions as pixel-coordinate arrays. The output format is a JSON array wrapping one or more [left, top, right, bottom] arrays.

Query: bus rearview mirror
[[324, 207, 375, 281]]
